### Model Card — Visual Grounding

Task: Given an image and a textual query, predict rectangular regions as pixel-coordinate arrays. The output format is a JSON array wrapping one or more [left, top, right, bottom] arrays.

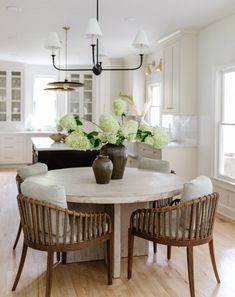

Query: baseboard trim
[[217, 204, 235, 222]]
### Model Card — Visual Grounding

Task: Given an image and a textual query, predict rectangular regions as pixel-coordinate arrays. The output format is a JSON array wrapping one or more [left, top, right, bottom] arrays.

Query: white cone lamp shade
[[86, 18, 103, 45], [133, 30, 149, 54], [45, 32, 61, 50]]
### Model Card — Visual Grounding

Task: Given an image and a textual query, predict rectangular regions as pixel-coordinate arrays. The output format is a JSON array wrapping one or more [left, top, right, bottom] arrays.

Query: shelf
[[11, 100, 21, 102], [11, 87, 21, 90]]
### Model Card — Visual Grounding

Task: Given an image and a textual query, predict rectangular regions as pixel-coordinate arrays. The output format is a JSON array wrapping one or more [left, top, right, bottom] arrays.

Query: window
[[216, 69, 235, 182], [147, 83, 161, 126], [32, 76, 57, 130]]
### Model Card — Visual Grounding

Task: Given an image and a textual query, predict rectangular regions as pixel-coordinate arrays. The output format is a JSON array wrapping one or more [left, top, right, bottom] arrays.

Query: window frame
[[215, 66, 235, 183]]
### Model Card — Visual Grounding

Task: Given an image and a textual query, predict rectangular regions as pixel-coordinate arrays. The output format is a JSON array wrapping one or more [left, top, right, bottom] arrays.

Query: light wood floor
[[1, 169, 235, 297]]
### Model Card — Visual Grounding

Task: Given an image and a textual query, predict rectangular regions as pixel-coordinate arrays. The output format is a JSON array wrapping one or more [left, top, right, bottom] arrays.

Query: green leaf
[[94, 139, 101, 148], [74, 115, 83, 126], [87, 131, 99, 137]]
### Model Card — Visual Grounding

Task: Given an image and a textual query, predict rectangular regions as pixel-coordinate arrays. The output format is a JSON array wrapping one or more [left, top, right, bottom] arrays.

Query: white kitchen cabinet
[[68, 73, 94, 122], [0, 134, 27, 164], [159, 31, 197, 115], [0, 70, 23, 123], [0, 132, 52, 165]]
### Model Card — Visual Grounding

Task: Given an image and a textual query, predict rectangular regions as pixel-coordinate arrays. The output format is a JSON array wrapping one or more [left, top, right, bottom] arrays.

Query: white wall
[[198, 14, 235, 220]]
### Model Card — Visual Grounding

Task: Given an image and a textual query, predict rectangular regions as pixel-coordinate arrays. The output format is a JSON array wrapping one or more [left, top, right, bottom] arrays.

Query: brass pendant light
[[45, 27, 84, 91]]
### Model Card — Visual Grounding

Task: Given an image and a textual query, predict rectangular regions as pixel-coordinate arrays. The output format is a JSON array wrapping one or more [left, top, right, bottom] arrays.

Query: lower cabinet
[[0, 135, 27, 164], [0, 133, 51, 165]]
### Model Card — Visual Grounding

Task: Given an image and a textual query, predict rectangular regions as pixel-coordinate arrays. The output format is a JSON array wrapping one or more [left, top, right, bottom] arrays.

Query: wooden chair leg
[[61, 252, 67, 264], [107, 236, 113, 285], [46, 250, 54, 297], [56, 252, 61, 262], [12, 243, 28, 291], [153, 242, 157, 254], [13, 222, 22, 250], [127, 228, 134, 279], [186, 246, 195, 297], [167, 245, 171, 260], [209, 240, 220, 283]]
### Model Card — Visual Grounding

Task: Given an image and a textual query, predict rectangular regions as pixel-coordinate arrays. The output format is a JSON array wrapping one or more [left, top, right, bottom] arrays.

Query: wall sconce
[[145, 59, 162, 76]]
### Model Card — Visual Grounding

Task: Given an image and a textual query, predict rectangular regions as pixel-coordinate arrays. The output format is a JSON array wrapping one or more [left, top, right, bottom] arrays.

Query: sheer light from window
[[33, 77, 56, 129]]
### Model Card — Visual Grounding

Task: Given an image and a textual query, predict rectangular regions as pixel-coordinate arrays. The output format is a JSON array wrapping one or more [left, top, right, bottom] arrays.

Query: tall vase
[[100, 143, 128, 179], [92, 155, 113, 184]]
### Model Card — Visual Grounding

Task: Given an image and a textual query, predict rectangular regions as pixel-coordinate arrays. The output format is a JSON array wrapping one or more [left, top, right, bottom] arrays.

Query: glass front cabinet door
[[0, 70, 23, 123], [68, 73, 94, 122]]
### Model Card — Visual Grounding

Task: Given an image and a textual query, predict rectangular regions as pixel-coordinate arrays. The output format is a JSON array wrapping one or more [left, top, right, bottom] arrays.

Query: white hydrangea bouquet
[[58, 112, 169, 151]]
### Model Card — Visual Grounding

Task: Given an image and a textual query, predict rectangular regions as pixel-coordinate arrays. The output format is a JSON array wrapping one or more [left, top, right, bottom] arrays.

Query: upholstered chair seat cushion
[[138, 157, 170, 173], [17, 162, 48, 180]]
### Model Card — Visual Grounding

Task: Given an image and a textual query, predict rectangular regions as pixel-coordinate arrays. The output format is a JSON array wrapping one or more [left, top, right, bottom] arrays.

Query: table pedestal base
[[66, 202, 149, 278]]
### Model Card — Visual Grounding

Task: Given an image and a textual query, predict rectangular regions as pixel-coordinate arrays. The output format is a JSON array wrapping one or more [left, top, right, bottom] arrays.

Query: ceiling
[[0, 0, 235, 66]]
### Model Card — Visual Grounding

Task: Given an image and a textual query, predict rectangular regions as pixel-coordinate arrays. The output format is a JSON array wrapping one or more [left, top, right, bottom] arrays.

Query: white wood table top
[[26, 167, 185, 204]]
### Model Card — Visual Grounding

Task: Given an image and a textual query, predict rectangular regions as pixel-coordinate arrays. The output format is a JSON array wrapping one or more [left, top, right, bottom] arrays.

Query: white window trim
[[214, 64, 235, 184]]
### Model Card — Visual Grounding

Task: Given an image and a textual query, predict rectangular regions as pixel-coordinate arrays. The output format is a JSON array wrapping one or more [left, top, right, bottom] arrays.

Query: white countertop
[[32, 137, 72, 151]]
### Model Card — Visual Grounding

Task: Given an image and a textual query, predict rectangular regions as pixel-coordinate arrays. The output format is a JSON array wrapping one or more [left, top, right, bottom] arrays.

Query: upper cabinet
[[159, 31, 198, 115], [0, 70, 23, 122], [68, 73, 94, 122]]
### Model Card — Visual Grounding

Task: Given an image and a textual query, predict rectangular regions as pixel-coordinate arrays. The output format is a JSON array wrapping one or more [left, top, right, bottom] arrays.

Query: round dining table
[[26, 167, 185, 278]]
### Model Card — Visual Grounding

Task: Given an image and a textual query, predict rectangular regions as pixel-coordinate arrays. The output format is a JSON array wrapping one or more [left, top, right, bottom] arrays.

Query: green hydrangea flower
[[65, 131, 91, 150], [99, 114, 120, 134], [113, 99, 127, 116], [120, 120, 138, 141], [59, 114, 78, 131]]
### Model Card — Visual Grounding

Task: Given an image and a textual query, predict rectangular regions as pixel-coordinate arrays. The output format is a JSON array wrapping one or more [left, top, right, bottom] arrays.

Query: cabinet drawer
[[0, 151, 25, 164], [1, 135, 24, 145]]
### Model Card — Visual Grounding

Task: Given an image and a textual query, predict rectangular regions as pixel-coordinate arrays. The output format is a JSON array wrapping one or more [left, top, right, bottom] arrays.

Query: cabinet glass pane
[[84, 79, 92, 90], [0, 71, 7, 121], [10, 72, 21, 122], [70, 91, 81, 114], [0, 113, 6, 121], [71, 74, 80, 82], [0, 73, 7, 88], [12, 89, 21, 101], [11, 72, 21, 89], [84, 91, 92, 102], [83, 114, 92, 121]]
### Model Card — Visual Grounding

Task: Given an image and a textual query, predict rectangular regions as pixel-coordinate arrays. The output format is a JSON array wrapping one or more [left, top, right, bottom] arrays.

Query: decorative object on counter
[[49, 132, 66, 143], [100, 144, 128, 179], [45, 0, 149, 76], [92, 155, 113, 184], [58, 113, 169, 179], [118, 93, 151, 120]]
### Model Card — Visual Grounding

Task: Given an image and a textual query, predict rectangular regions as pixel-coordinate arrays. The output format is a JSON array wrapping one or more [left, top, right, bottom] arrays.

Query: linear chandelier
[[45, 0, 149, 77]]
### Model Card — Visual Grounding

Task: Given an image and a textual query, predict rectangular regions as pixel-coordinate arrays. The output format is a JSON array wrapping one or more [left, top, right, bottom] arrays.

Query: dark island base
[[37, 150, 100, 170]]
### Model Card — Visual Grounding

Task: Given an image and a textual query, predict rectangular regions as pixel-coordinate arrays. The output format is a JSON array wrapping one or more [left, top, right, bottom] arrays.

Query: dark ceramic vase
[[100, 143, 128, 179], [92, 155, 113, 184]]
